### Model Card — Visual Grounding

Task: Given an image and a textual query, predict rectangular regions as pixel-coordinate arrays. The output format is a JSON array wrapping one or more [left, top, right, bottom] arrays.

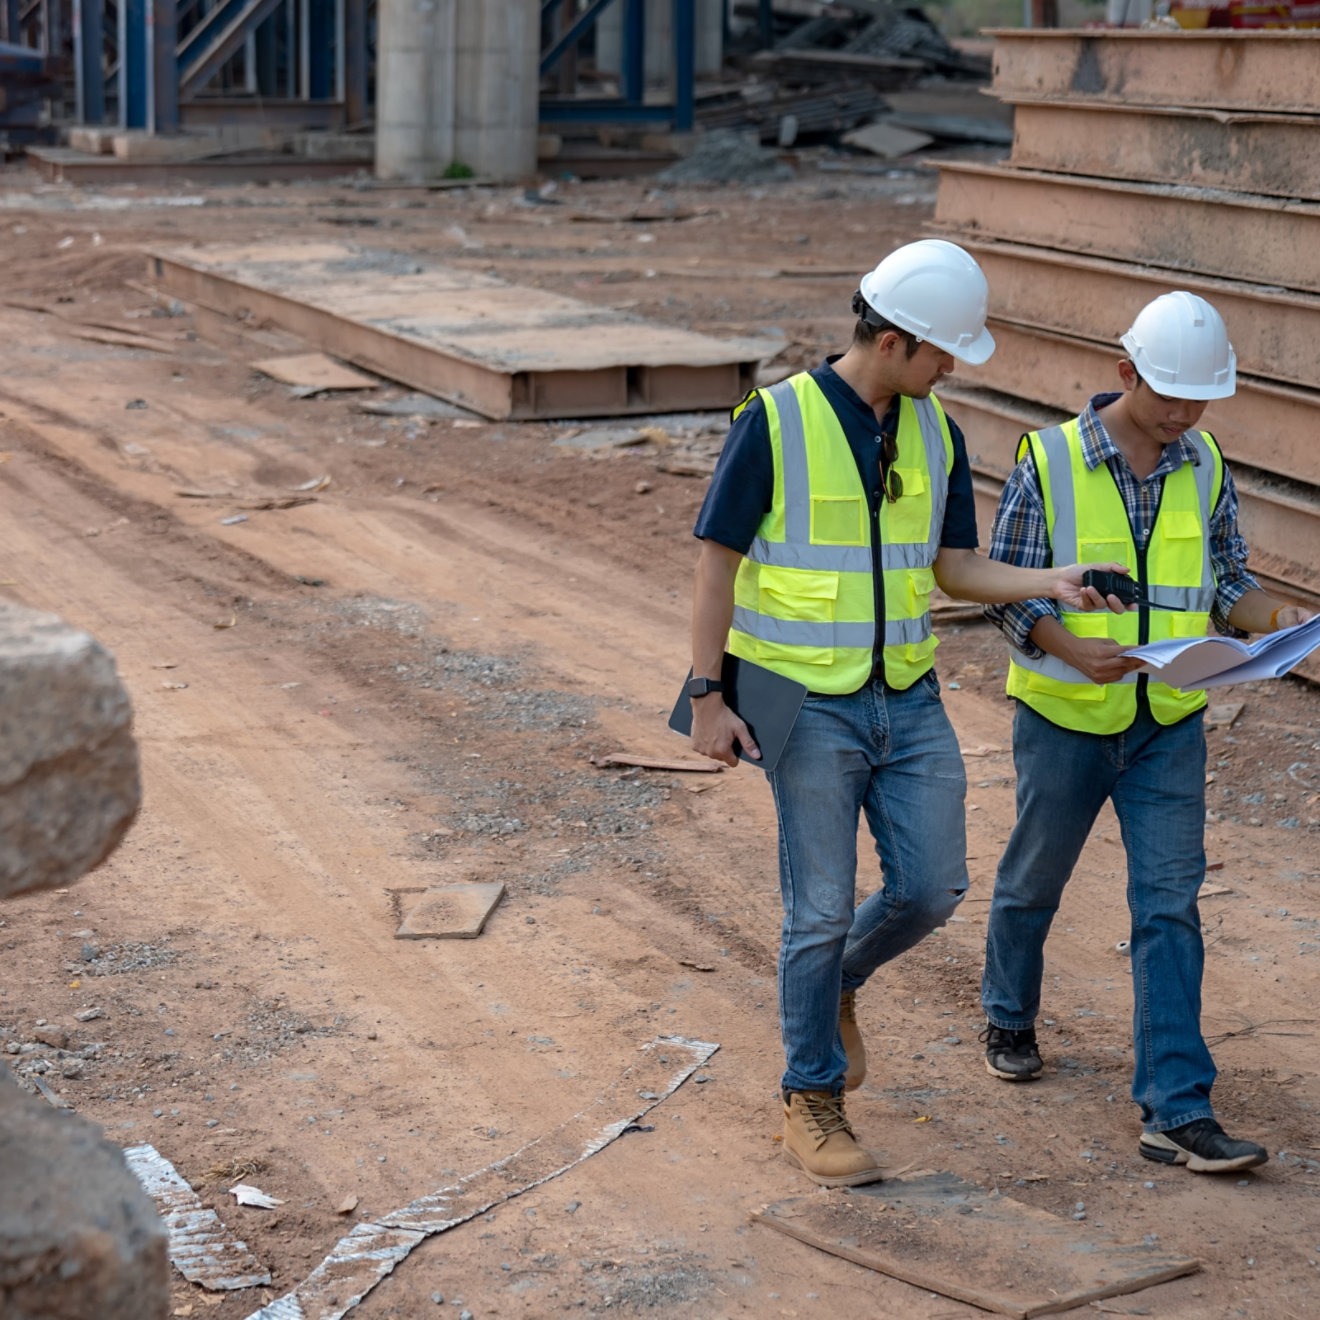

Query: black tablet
[[668, 653, 808, 774]]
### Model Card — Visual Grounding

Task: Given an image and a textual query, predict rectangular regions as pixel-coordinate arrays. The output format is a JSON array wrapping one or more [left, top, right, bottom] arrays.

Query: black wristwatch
[[686, 676, 724, 699]]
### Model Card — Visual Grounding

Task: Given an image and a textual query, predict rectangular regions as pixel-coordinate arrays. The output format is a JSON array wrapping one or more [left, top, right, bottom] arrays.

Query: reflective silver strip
[[885, 615, 932, 647], [902, 395, 950, 554], [731, 607, 874, 650], [1143, 585, 1216, 612], [1187, 432, 1218, 597], [748, 537, 872, 573], [1014, 649, 1138, 685], [1033, 425, 1076, 556], [767, 378, 812, 547], [881, 540, 936, 572]]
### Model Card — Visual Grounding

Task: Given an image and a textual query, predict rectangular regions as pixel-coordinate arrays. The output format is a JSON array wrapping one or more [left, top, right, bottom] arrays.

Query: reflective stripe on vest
[[727, 373, 952, 694], [1006, 419, 1222, 731]]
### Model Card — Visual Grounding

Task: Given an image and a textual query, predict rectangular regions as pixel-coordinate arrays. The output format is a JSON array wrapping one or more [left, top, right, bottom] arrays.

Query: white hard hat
[[856, 238, 995, 366], [1120, 291, 1236, 401]]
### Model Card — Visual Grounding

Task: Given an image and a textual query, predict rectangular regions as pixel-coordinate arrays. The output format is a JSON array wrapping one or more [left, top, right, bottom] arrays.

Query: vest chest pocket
[[1078, 539, 1131, 568], [1154, 509, 1205, 583], [810, 496, 865, 546], [882, 468, 930, 544]]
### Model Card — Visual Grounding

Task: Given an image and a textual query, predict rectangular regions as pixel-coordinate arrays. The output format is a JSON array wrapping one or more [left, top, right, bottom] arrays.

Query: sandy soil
[[0, 161, 1317, 1320]]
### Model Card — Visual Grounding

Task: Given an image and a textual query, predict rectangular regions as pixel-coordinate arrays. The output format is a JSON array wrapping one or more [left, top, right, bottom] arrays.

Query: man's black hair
[[851, 291, 921, 357]]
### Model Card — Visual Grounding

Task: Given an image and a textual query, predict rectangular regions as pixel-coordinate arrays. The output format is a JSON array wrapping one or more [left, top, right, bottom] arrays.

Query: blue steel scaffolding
[[1, 0, 710, 141]]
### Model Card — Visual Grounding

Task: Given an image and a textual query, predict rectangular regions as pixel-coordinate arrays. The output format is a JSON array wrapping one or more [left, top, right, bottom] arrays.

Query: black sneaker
[[980, 1024, 1044, 1081], [1139, 1118, 1268, 1173]]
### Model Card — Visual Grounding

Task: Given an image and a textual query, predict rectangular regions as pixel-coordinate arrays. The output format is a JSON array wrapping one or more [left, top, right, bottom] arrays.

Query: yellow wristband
[[1270, 607, 1282, 631]]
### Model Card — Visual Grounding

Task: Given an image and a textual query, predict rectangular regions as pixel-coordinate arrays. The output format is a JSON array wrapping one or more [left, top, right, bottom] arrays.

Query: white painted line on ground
[[245, 1034, 719, 1320], [124, 1142, 273, 1291]]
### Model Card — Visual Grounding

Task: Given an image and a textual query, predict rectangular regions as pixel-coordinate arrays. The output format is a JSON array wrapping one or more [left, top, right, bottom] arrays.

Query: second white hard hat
[[856, 238, 995, 366], [1120, 291, 1236, 401]]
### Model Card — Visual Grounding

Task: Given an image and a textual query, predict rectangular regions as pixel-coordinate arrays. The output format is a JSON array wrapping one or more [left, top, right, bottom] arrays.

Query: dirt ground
[[0, 158, 1318, 1320]]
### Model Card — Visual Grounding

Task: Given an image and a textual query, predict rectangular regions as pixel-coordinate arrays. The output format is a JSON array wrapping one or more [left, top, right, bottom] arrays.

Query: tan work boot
[[782, 1090, 884, 1187], [840, 988, 867, 1091]]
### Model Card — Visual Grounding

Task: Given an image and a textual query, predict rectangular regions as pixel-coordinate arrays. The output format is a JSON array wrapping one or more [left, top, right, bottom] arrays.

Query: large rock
[[0, 1071, 169, 1320], [0, 603, 140, 899]]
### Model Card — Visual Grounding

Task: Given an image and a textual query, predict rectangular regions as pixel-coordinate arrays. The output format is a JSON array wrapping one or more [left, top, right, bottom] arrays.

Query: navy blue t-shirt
[[693, 357, 979, 682]]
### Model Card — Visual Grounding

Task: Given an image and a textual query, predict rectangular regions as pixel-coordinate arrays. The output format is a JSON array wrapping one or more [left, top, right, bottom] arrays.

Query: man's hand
[[1052, 562, 1133, 614], [690, 696, 760, 767], [1274, 606, 1314, 631], [1061, 637, 1146, 685]]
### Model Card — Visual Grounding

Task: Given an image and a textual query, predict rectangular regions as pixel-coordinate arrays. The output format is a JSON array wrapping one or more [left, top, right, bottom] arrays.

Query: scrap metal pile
[[700, 1, 994, 148]]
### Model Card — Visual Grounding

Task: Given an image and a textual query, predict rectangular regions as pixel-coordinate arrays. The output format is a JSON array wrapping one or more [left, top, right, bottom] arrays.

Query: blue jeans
[[982, 700, 1215, 1133], [767, 670, 968, 1095]]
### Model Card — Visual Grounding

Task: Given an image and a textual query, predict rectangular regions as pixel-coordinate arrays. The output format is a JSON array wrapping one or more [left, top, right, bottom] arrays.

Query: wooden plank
[[986, 29, 1320, 114], [964, 319, 1320, 489], [954, 238, 1320, 394], [1008, 100, 1320, 203], [755, 1172, 1199, 1319], [147, 243, 769, 421], [252, 353, 379, 390], [934, 162, 1320, 295]]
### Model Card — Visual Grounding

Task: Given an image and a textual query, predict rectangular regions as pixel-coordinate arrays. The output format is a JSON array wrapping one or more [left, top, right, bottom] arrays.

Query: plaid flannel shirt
[[984, 393, 1259, 658]]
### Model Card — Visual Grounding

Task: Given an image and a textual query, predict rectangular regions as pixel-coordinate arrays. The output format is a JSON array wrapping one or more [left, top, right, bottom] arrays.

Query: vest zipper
[[871, 488, 884, 680]]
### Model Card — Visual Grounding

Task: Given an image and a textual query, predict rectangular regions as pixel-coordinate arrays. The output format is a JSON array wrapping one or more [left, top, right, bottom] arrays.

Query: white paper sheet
[[1128, 614, 1320, 690]]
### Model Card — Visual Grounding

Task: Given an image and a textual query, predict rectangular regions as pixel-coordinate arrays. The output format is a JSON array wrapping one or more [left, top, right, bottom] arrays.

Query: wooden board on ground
[[395, 882, 505, 939], [252, 352, 379, 391], [148, 242, 776, 420], [754, 1172, 1199, 1319]]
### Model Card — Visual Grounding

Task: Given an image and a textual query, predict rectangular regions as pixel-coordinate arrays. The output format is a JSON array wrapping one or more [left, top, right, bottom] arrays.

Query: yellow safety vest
[[727, 372, 955, 694], [1006, 417, 1224, 734]]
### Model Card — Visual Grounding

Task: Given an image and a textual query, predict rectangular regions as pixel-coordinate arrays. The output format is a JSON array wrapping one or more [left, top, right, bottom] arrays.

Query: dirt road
[[1, 167, 1318, 1320]]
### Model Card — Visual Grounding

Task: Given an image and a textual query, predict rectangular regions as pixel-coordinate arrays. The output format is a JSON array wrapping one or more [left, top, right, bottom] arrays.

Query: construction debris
[[125, 1144, 272, 1291], [252, 353, 379, 391]]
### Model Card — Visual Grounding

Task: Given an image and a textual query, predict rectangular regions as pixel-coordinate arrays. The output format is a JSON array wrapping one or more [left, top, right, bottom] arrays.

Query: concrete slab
[[111, 132, 225, 162], [841, 120, 934, 158], [395, 882, 505, 939]]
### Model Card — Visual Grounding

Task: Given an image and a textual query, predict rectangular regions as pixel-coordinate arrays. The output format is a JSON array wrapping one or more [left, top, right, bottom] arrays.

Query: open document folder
[[1127, 613, 1320, 690]]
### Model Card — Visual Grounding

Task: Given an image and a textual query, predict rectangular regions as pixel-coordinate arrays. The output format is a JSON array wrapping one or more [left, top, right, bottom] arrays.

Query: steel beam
[[342, 0, 364, 125], [1009, 100, 1320, 204], [305, 0, 330, 99], [178, 0, 286, 96], [150, 0, 179, 134], [673, 0, 694, 133], [118, 0, 148, 126], [934, 162, 1320, 296], [73, 0, 105, 122], [987, 29, 1320, 114], [957, 238, 1320, 394], [965, 319, 1320, 490], [941, 381, 1320, 617]]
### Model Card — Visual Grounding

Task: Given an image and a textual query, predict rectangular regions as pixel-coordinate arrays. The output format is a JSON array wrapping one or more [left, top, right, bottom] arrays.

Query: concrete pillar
[[453, 0, 539, 181], [597, 0, 722, 84], [375, 0, 537, 183]]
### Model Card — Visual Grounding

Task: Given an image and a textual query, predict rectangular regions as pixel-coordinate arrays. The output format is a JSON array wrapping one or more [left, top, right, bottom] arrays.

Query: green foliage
[[442, 160, 475, 179]]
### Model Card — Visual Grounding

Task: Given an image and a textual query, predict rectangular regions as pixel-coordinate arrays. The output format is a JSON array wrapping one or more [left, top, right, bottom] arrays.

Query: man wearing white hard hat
[[687, 238, 1126, 1186], [980, 291, 1311, 1173]]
